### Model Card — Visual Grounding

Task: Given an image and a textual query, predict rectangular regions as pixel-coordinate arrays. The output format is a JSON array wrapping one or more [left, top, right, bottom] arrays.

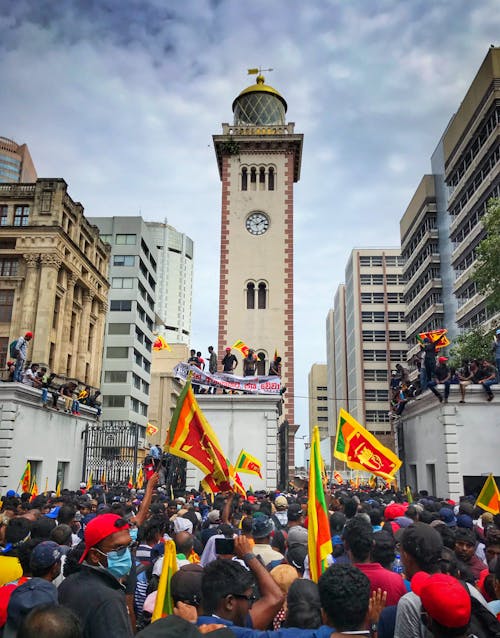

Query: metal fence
[[82, 421, 139, 485]]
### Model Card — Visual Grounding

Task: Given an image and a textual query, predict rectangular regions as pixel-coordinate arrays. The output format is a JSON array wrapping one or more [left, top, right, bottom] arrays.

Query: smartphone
[[215, 537, 235, 555]]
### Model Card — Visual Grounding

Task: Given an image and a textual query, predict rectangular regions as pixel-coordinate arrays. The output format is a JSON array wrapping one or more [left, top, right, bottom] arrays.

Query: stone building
[[0, 179, 110, 387]]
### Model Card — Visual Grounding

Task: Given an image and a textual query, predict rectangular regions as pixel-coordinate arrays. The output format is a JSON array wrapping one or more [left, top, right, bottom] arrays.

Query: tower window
[[241, 167, 248, 191], [246, 282, 255, 309], [268, 167, 275, 191], [250, 167, 257, 190], [258, 282, 267, 309], [259, 167, 265, 190]]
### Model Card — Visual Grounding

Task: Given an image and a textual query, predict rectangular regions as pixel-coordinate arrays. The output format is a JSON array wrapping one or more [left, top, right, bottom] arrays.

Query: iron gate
[[82, 421, 139, 485]]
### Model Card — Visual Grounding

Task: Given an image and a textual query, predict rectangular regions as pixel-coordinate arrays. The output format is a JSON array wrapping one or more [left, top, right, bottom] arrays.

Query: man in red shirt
[[343, 515, 406, 606]]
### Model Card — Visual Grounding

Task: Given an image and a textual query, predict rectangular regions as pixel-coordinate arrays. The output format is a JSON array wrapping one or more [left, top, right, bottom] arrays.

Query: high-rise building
[[0, 137, 37, 183], [0, 179, 109, 385], [329, 249, 407, 454], [145, 221, 194, 345], [308, 363, 328, 442], [443, 47, 500, 331], [90, 217, 157, 433], [213, 73, 303, 487]]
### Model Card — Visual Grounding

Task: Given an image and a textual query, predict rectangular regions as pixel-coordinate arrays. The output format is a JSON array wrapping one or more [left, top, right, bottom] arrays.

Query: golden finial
[[247, 67, 274, 85]]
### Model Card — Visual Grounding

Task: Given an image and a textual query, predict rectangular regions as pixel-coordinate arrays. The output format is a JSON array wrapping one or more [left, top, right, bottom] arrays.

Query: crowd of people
[[1, 477, 499, 638], [389, 331, 500, 418], [4, 331, 102, 417], [186, 346, 283, 395]]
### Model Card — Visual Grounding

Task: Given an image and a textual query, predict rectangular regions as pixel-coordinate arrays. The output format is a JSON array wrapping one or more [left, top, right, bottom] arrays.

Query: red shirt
[[354, 562, 407, 606]]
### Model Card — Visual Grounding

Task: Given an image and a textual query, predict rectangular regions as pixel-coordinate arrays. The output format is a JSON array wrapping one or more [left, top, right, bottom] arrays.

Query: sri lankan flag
[[166, 378, 230, 487], [153, 335, 171, 351], [152, 540, 178, 620], [86, 473, 93, 490], [235, 449, 262, 478], [308, 426, 333, 583], [334, 409, 401, 480], [146, 422, 159, 436], [475, 474, 500, 515], [127, 475, 134, 490], [136, 467, 144, 489], [55, 481, 61, 497], [20, 462, 31, 494], [30, 477, 38, 502], [417, 328, 450, 352], [232, 340, 249, 358]]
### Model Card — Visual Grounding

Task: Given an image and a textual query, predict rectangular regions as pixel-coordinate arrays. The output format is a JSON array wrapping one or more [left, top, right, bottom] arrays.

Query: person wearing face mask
[[58, 513, 134, 638]]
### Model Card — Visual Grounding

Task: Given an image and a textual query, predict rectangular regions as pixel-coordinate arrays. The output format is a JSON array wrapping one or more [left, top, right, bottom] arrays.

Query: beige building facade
[[308, 363, 328, 441], [0, 179, 110, 387], [148, 344, 188, 446]]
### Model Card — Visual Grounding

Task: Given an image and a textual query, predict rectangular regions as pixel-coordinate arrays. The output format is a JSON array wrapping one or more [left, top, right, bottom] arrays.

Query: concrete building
[[396, 385, 500, 502], [0, 137, 37, 183], [329, 249, 407, 455], [400, 175, 455, 364], [213, 72, 303, 487], [0, 383, 98, 492], [89, 217, 157, 434], [308, 363, 328, 441], [443, 47, 500, 332], [186, 394, 281, 492], [145, 222, 194, 345], [148, 343, 188, 446], [0, 179, 110, 386]]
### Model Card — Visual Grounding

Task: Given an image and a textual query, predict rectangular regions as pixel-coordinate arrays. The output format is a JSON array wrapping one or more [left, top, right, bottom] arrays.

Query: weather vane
[[247, 67, 274, 76]]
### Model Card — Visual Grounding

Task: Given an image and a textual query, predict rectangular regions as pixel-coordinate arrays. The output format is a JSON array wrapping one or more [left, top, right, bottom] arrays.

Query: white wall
[[185, 394, 280, 492], [0, 383, 98, 493], [398, 384, 500, 501]]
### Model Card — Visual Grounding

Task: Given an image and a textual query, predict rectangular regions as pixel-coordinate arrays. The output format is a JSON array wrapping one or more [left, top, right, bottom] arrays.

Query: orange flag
[[20, 462, 31, 493]]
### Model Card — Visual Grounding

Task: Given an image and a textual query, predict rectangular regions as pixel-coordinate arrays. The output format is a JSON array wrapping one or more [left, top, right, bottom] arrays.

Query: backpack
[[468, 594, 500, 638], [9, 340, 18, 358]]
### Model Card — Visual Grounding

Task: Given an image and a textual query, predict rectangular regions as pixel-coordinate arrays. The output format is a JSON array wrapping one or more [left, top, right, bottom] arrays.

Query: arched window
[[241, 167, 248, 191], [258, 282, 267, 309], [259, 167, 265, 190], [246, 282, 255, 309], [268, 167, 275, 191], [250, 167, 257, 190]]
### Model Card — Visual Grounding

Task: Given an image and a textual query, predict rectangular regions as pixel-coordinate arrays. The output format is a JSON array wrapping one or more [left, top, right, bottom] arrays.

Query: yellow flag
[[55, 481, 61, 497], [152, 540, 178, 620], [247, 68, 259, 75]]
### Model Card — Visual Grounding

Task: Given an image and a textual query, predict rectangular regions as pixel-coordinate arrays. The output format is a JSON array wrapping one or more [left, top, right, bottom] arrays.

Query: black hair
[[201, 559, 254, 615], [318, 565, 370, 631], [372, 531, 396, 569], [285, 579, 322, 629], [31, 516, 57, 540], [435, 525, 456, 550], [271, 530, 287, 555], [241, 516, 253, 535], [343, 499, 358, 519], [50, 524, 72, 546], [259, 501, 272, 517], [329, 511, 346, 534], [5, 517, 32, 545], [343, 516, 373, 562], [401, 523, 443, 572], [368, 508, 383, 527], [18, 603, 82, 638], [140, 516, 165, 543]]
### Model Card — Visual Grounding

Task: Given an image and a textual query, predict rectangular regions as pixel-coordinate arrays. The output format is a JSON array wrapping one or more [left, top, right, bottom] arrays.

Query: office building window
[[103, 395, 126, 408], [317, 416, 328, 422], [0, 290, 14, 322], [104, 370, 127, 383], [108, 323, 130, 335], [0, 205, 8, 226], [106, 346, 129, 358], [100, 234, 112, 244], [14, 205, 30, 226], [115, 234, 136, 245], [110, 300, 132, 311], [113, 255, 135, 266], [112, 277, 134, 289]]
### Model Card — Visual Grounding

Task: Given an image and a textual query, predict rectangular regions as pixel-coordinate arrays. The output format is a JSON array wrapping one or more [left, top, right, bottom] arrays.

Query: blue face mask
[[129, 528, 138, 542], [106, 548, 132, 579]]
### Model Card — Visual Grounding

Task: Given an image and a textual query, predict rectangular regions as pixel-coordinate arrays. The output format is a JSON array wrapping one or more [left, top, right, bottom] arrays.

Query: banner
[[173, 362, 281, 395]]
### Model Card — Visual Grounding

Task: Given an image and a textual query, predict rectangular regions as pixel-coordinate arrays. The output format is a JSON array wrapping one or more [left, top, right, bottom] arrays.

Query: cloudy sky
[[2, 0, 499, 448]]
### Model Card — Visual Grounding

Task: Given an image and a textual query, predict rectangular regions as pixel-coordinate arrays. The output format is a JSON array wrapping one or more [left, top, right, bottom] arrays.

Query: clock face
[[246, 212, 269, 235]]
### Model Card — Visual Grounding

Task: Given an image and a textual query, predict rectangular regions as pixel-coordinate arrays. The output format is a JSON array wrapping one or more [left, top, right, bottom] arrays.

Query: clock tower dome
[[213, 73, 303, 486]]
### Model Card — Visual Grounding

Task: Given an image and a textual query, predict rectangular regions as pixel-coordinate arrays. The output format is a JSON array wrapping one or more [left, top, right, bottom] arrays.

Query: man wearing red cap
[[12, 332, 33, 383], [58, 513, 134, 638]]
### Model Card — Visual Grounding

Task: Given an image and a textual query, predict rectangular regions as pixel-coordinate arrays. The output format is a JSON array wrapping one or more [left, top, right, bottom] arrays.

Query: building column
[[32, 254, 62, 364], [76, 290, 95, 382], [91, 300, 108, 388], [21, 254, 40, 334], [53, 272, 78, 375]]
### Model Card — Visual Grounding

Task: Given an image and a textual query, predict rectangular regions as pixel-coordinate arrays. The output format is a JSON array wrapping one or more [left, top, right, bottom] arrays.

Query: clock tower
[[213, 73, 303, 486]]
